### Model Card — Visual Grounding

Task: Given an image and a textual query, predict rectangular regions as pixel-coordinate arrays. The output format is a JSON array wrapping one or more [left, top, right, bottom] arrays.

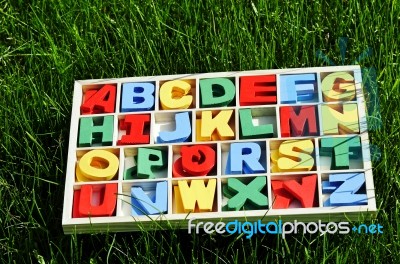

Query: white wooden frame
[[62, 65, 376, 234]]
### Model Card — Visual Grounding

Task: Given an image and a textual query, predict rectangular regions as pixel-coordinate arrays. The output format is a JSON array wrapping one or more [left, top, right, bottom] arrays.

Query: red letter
[[181, 145, 216, 176], [117, 114, 150, 145], [280, 106, 318, 137], [271, 181, 293, 209], [173, 145, 216, 177], [81, 84, 116, 114], [73, 184, 117, 217], [239, 75, 277, 106], [283, 175, 317, 208]]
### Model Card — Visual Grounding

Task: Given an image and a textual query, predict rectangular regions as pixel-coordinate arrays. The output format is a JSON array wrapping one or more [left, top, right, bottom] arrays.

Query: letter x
[[224, 177, 268, 211]]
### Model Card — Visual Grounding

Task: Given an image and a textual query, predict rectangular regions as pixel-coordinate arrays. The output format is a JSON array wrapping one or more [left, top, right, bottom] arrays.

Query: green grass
[[0, 0, 399, 262]]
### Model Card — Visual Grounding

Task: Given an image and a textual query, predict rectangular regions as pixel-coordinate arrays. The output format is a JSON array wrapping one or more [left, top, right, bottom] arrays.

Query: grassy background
[[0, 0, 399, 262]]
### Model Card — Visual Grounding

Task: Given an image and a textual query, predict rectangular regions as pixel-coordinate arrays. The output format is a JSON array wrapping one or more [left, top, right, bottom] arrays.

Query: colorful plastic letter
[[200, 78, 235, 107], [124, 156, 137, 180], [78, 116, 114, 147], [157, 112, 191, 143], [121, 82, 155, 112], [76, 183, 117, 217], [72, 189, 82, 217], [181, 145, 215, 176], [240, 75, 277, 106], [321, 104, 359, 134], [159, 80, 193, 110], [239, 109, 274, 139], [81, 84, 116, 114], [322, 173, 367, 206], [321, 180, 341, 192], [270, 149, 281, 173], [280, 106, 318, 137], [277, 140, 314, 171], [175, 179, 216, 213], [283, 175, 317, 208], [131, 181, 168, 215], [117, 114, 150, 145], [271, 181, 293, 209], [320, 136, 362, 170], [296, 81, 315, 101], [172, 158, 187, 178], [199, 110, 234, 141], [225, 143, 265, 174], [280, 74, 316, 103], [76, 150, 119, 181], [196, 120, 220, 142], [321, 72, 356, 102], [137, 148, 167, 179], [224, 177, 268, 211]]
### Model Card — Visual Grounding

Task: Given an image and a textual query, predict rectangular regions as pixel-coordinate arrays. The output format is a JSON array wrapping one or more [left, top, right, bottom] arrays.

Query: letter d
[[226, 220, 239, 234]]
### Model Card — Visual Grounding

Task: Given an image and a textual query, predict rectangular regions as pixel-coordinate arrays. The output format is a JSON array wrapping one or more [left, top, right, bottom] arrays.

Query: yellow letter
[[76, 150, 119, 181], [277, 140, 314, 171], [270, 149, 281, 173], [321, 72, 356, 102], [174, 179, 216, 213], [159, 80, 193, 110], [199, 110, 234, 141], [321, 104, 359, 134]]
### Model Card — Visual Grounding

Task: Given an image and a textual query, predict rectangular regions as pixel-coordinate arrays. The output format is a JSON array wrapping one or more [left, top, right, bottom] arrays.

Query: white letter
[[196, 222, 204, 234], [188, 218, 197, 234], [215, 222, 226, 234], [203, 222, 214, 234], [326, 222, 337, 234], [338, 222, 350, 234], [282, 222, 294, 239]]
